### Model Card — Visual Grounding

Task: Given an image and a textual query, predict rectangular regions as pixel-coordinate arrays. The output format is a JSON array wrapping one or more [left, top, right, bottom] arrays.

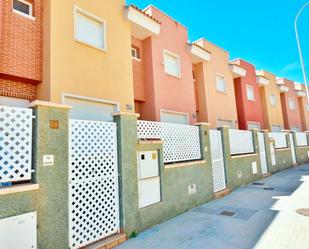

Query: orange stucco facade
[[257, 70, 285, 131], [131, 6, 197, 124], [193, 39, 238, 128]]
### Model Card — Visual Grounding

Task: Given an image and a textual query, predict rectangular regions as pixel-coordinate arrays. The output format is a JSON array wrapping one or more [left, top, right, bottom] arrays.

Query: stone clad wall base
[[0, 105, 69, 249], [114, 114, 214, 235]]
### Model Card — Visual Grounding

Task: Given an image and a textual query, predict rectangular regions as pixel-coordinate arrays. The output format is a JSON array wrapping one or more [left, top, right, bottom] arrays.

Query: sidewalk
[[117, 164, 309, 249]]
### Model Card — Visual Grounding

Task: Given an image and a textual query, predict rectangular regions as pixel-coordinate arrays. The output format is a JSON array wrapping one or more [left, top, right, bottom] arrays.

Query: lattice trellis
[[0, 106, 32, 183], [268, 132, 288, 149], [69, 119, 119, 249], [209, 130, 226, 192], [137, 120, 201, 163], [229, 129, 254, 155], [295, 132, 308, 147]]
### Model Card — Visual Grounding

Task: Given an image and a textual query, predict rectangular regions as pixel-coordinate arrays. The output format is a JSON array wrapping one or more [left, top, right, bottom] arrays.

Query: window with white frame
[[160, 110, 189, 125], [270, 94, 276, 106], [288, 98, 296, 110], [75, 7, 106, 51], [131, 46, 140, 60], [246, 85, 255, 101], [13, 0, 33, 17], [163, 50, 181, 78], [306, 103, 309, 112], [216, 75, 226, 93], [248, 122, 261, 130]]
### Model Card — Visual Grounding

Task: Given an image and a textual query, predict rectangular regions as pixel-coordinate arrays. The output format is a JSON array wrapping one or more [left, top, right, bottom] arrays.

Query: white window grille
[[268, 132, 288, 149], [74, 6, 106, 51], [216, 75, 226, 93], [137, 121, 201, 163], [0, 106, 32, 183], [295, 132, 308, 147], [246, 85, 255, 101], [163, 50, 181, 78], [229, 129, 254, 155]]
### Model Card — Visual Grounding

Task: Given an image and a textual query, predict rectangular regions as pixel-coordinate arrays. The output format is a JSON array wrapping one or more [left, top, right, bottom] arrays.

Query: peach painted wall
[[38, 0, 134, 112], [193, 39, 238, 128], [280, 79, 303, 131], [139, 6, 197, 124], [257, 70, 285, 131], [232, 59, 264, 130]]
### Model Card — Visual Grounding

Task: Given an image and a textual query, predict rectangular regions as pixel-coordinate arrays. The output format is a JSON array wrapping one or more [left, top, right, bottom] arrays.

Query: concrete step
[[214, 188, 231, 199], [83, 233, 127, 249]]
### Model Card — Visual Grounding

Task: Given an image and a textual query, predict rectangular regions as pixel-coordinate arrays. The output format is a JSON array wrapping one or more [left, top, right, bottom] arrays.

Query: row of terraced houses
[[1, 0, 308, 131], [1, 1, 309, 249]]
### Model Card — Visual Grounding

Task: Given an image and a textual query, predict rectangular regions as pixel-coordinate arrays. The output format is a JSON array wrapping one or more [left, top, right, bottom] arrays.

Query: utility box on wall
[[0, 212, 37, 249], [137, 151, 161, 208]]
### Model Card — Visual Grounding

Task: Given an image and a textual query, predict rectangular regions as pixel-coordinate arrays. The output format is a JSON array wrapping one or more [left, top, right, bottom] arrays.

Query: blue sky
[[127, 0, 309, 84]]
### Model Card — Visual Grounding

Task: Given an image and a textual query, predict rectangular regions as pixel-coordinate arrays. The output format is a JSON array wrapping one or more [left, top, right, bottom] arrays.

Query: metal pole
[[295, 1, 309, 103]]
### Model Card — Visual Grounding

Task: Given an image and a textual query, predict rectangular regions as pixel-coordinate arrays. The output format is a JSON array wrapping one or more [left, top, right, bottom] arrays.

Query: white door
[[289, 133, 297, 165], [258, 133, 268, 174], [209, 130, 226, 192], [68, 120, 120, 249], [64, 95, 118, 122]]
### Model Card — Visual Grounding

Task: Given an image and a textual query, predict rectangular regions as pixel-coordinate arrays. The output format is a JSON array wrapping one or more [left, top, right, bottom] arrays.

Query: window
[[248, 122, 261, 130], [270, 94, 276, 106], [163, 50, 181, 78], [13, 0, 33, 17], [131, 47, 140, 60], [271, 125, 282, 132], [288, 98, 296, 110], [291, 126, 300, 132], [246, 85, 255, 101], [160, 110, 189, 124], [217, 119, 234, 128], [75, 7, 106, 51], [216, 75, 226, 93], [306, 103, 309, 112]]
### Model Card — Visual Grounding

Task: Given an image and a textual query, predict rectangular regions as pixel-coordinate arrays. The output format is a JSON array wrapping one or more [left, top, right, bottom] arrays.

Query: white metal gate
[[258, 133, 268, 174], [209, 130, 226, 192], [289, 133, 297, 165], [68, 119, 120, 249]]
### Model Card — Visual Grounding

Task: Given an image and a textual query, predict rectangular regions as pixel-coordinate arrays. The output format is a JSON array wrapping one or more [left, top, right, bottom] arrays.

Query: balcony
[[124, 5, 161, 40], [229, 64, 247, 79], [188, 43, 211, 64], [279, 85, 289, 93], [296, 91, 306, 97], [294, 82, 303, 91], [256, 76, 270, 87]]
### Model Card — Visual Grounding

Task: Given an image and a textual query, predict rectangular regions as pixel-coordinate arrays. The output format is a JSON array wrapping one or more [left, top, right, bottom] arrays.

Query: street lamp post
[[295, 1, 309, 103]]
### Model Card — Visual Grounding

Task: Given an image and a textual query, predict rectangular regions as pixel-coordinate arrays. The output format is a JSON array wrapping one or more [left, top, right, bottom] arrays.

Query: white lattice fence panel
[[229, 129, 254, 155], [0, 106, 32, 183], [137, 121, 201, 163], [69, 120, 119, 249], [268, 132, 288, 149], [209, 130, 226, 192], [295, 132, 308, 147]]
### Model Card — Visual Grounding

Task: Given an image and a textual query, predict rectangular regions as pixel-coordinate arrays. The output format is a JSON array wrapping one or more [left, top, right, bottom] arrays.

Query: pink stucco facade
[[131, 6, 197, 124], [232, 59, 264, 130]]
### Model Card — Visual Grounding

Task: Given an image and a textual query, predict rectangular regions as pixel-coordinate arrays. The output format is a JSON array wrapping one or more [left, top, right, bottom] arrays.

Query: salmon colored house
[[192, 38, 246, 128], [129, 5, 198, 124], [231, 59, 264, 130], [277, 78, 304, 132], [257, 70, 285, 131], [295, 83, 309, 131], [0, 0, 42, 107]]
